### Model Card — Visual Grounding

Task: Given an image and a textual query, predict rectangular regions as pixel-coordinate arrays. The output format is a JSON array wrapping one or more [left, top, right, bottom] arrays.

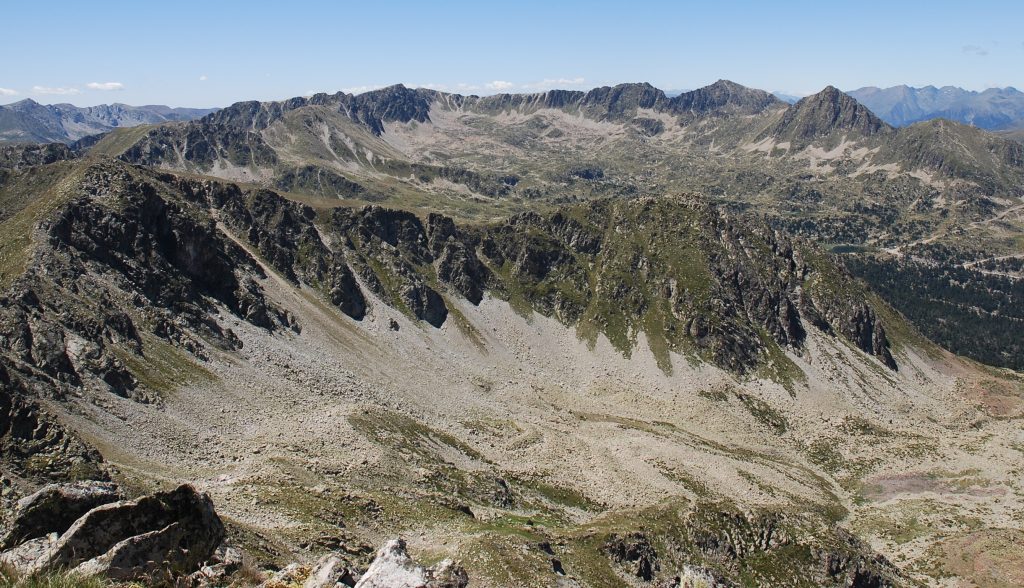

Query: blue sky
[[2, 0, 1022, 107]]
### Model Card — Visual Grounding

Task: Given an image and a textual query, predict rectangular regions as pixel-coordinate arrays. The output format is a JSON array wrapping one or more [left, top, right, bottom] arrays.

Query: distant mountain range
[[847, 85, 1024, 131], [6, 83, 1024, 145], [0, 99, 217, 143], [771, 92, 803, 104]]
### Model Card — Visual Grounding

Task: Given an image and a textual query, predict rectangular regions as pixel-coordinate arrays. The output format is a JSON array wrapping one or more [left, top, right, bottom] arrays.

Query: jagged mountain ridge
[[113, 80, 1024, 218], [0, 99, 217, 144], [60, 80, 1024, 373]]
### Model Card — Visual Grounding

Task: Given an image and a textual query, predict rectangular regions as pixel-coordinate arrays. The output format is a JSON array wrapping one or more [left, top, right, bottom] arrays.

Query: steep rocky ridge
[[109, 81, 1024, 270], [762, 86, 892, 148]]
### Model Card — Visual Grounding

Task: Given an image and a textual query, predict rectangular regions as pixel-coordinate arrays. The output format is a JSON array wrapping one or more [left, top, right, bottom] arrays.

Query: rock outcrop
[[0, 481, 120, 549], [0, 484, 224, 581], [0, 364, 108, 484], [603, 532, 660, 581], [354, 539, 467, 588], [0, 143, 75, 170]]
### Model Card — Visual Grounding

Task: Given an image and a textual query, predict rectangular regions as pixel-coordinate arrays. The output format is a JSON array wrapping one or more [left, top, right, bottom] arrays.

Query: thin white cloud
[[198, 75, 208, 81], [962, 44, 989, 56], [0, 87, 17, 96], [520, 77, 587, 91], [86, 81, 124, 91], [341, 84, 384, 94], [32, 85, 80, 95], [337, 77, 590, 97]]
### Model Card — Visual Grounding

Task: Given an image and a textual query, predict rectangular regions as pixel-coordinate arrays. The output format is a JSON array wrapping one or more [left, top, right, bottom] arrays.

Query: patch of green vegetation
[[853, 500, 941, 545], [511, 475, 601, 513], [348, 409, 486, 463], [573, 411, 679, 439], [839, 416, 893, 437], [754, 331, 807, 394], [698, 387, 730, 402], [443, 299, 486, 349], [806, 439, 846, 473], [0, 161, 82, 289], [734, 392, 788, 434], [0, 568, 112, 588], [87, 126, 160, 158], [457, 530, 555, 587], [113, 336, 216, 395], [653, 462, 715, 499]]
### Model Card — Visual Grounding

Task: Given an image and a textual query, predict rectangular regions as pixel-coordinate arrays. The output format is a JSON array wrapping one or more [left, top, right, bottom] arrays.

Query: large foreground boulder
[[354, 539, 467, 588], [0, 483, 224, 581], [0, 481, 121, 550]]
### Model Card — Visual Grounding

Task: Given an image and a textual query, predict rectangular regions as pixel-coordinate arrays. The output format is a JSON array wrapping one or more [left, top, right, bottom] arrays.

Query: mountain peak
[[5, 98, 42, 109], [578, 83, 669, 118], [767, 86, 889, 145], [671, 79, 784, 117]]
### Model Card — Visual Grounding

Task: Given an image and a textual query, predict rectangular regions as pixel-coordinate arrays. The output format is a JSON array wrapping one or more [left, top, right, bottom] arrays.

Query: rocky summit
[[0, 74, 1023, 588]]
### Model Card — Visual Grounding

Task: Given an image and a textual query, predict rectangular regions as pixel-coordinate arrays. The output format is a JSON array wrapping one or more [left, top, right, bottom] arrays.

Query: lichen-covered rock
[[0, 481, 120, 549], [14, 484, 224, 579]]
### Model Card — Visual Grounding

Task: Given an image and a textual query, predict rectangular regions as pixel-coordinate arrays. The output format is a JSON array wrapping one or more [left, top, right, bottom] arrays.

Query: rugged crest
[[672, 79, 784, 117], [765, 86, 891, 146]]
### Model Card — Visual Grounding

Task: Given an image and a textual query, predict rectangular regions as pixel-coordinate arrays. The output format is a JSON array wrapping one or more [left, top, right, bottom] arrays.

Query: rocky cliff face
[[766, 86, 892, 147], [672, 79, 784, 118], [0, 161, 898, 426], [0, 143, 76, 171]]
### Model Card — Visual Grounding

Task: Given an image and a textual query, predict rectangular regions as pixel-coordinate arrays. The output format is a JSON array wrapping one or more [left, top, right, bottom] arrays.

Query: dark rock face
[[0, 363, 108, 484], [0, 143, 75, 170], [37, 168, 288, 352], [329, 206, 451, 326], [815, 529, 896, 588], [198, 183, 367, 320], [768, 86, 891, 146], [664, 506, 902, 587], [427, 213, 488, 305], [0, 481, 120, 549], [603, 532, 660, 581], [274, 165, 371, 199], [671, 79, 785, 119], [474, 198, 896, 373], [347, 85, 434, 135]]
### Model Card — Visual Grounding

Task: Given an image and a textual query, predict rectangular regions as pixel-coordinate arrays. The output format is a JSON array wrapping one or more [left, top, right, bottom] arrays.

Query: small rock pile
[[263, 538, 467, 588]]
